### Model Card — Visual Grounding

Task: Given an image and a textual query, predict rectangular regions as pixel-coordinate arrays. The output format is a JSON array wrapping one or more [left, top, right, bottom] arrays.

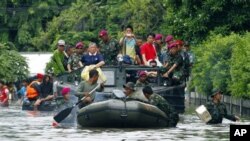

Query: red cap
[[139, 71, 147, 77], [168, 42, 178, 49], [175, 40, 183, 46], [155, 34, 163, 40], [61, 87, 70, 96], [76, 42, 84, 49], [37, 73, 44, 79], [165, 35, 174, 42], [99, 29, 108, 37]]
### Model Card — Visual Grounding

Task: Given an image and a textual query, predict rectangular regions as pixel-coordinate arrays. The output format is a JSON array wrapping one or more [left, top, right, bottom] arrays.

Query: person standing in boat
[[76, 69, 104, 108], [206, 89, 240, 124], [123, 82, 148, 102], [0, 80, 9, 107], [142, 86, 179, 127], [98, 29, 121, 65], [26, 73, 44, 110]]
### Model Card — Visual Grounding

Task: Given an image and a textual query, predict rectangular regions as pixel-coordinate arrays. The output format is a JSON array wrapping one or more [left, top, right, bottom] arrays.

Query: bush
[[0, 43, 29, 82], [192, 32, 250, 98]]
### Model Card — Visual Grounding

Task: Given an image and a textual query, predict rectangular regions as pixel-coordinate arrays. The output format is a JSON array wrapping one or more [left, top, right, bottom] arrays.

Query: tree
[[0, 43, 29, 82]]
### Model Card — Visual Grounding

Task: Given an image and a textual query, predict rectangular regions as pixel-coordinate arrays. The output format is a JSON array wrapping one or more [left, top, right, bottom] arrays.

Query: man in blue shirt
[[81, 42, 105, 67], [81, 42, 106, 82]]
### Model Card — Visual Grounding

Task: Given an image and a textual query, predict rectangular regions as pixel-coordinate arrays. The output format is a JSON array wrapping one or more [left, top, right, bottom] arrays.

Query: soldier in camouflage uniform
[[142, 86, 179, 127], [206, 89, 240, 124], [162, 42, 184, 85], [98, 29, 121, 65], [182, 42, 195, 79], [67, 42, 84, 72]]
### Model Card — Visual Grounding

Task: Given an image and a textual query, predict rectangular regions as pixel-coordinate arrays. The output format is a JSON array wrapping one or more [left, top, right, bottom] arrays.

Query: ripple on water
[[1, 105, 250, 141]]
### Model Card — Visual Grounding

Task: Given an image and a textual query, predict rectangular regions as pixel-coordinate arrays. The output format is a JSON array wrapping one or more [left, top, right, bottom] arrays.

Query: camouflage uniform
[[181, 50, 195, 79], [68, 53, 82, 70], [99, 38, 120, 65], [164, 52, 184, 81], [180, 51, 190, 78], [206, 101, 237, 124], [149, 93, 179, 127]]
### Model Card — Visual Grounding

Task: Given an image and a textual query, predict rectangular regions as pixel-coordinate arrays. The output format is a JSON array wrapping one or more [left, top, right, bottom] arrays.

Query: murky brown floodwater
[[0, 104, 249, 141]]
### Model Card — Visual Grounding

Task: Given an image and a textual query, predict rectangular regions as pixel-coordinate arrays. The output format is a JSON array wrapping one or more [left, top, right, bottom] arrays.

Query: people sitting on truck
[[140, 33, 158, 66], [46, 39, 67, 76], [98, 29, 121, 65], [182, 41, 195, 79], [81, 42, 106, 82], [76, 69, 104, 108], [119, 25, 137, 64], [123, 82, 148, 102], [135, 71, 149, 87], [67, 42, 84, 72], [135, 36, 144, 65], [162, 42, 184, 85], [146, 59, 158, 77], [142, 86, 179, 127], [154, 34, 164, 63]]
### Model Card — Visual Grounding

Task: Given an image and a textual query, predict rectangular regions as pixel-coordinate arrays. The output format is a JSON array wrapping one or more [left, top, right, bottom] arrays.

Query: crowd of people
[[0, 25, 240, 125], [45, 25, 195, 86]]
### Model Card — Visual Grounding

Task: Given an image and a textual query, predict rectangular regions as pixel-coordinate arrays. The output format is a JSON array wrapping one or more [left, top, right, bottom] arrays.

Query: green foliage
[[0, 0, 76, 51], [1, 0, 249, 50], [192, 32, 250, 98], [0, 43, 29, 82], [230, 32, 250, 98]]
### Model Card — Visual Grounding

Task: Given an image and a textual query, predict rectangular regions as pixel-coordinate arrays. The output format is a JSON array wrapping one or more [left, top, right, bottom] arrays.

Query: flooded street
[[1, 104, 249, 141]]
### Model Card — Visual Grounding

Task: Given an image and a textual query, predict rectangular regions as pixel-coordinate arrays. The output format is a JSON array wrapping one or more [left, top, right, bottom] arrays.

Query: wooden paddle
[[53, 83, 101, 123]]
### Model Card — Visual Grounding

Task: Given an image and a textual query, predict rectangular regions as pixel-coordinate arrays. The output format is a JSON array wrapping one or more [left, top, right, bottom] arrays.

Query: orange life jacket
[[26, 81, 40, 99]]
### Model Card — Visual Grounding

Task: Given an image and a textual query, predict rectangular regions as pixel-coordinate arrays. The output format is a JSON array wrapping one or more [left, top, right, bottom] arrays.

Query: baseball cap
[[75, 42, 84, 49], [37, 73, 44, 79], [61, 87, 71, 96], [155, 34, 163, 40], [139, 71, 147, 77], [99, 29, 108, 37], [165, 35, 174, 42], [58, 39, 65, 46], [168, 42, 178, 49]]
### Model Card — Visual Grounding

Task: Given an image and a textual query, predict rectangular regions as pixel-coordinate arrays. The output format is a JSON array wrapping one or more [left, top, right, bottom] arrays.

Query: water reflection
[[0, 106, 249, 141]]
